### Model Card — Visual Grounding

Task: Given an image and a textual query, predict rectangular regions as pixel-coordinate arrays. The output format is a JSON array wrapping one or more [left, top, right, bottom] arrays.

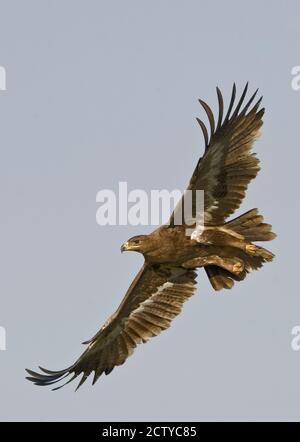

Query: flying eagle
[[26, 84, 276, 390]]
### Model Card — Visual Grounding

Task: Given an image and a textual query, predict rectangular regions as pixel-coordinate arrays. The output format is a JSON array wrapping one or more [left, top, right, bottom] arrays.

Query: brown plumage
[[26, 84, 276, 390]]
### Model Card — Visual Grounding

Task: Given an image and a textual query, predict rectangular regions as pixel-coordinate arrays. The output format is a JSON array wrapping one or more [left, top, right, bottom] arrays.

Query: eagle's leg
[[182, 255, 244, 275], [244, 243, 274, 261], [203, 230, 274, 262], [195, 228, 256, 254], [221, 234, 274, 260], [225, 240, 274, 262]]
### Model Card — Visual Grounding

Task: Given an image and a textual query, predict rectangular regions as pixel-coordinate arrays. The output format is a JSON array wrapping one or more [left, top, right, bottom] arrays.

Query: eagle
[[26, 84, 276, 390]]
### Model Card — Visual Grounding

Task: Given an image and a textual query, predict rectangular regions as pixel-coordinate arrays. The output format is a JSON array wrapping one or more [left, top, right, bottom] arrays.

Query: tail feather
[[205, 252, 268, 291], [225, 208, 276, 242], [206, 209, 276, 291], [205, 266, 234, 291]]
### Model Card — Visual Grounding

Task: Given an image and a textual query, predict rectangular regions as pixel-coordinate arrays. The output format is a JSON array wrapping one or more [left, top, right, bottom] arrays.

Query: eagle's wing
[[169, 83, 264, 228], [26, 265, 197, 390]]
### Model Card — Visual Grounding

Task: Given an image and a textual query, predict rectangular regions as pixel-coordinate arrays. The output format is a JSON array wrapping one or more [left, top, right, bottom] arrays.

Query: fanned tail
[[225, 208, 276, 242], [205, 209, 276, 291]]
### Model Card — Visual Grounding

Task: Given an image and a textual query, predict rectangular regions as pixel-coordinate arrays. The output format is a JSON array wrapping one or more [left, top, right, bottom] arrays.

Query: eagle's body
[[27, 84, 276, 390], [136, 225, 200, 264], [131, 224, 253, 266]]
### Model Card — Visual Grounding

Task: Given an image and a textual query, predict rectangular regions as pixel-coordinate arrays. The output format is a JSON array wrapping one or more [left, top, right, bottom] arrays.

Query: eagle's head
[[121, 235, 154, 254]]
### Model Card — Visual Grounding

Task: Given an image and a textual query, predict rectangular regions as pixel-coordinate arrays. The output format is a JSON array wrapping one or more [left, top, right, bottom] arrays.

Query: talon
[[246, 244, 257, 255], [232, 262, 244, 274]]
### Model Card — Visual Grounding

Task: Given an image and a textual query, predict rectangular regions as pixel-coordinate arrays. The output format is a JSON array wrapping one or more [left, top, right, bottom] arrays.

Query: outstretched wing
[[26, 265, 197, 390], [170, 83, 264, 228]]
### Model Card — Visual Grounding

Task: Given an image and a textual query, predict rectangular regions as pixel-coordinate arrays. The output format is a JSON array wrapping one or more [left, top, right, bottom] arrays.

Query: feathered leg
[[182, 255, 244, 275]]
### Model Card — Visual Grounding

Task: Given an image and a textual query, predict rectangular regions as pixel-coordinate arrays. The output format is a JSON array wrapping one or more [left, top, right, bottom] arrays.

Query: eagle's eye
[[132, 239, 141, 244]]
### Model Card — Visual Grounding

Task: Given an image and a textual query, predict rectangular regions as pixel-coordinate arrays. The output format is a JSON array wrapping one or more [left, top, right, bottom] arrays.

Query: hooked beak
[[121, 241, 129, 253]]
